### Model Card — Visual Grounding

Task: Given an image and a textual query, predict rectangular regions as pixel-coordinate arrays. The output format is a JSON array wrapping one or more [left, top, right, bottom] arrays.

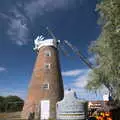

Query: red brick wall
[[22, 46, 64, 119]]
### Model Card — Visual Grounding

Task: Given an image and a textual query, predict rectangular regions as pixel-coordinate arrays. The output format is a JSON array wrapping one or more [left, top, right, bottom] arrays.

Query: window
[[43, 83, 49, 89], [44, 51, 51, 57], [44, 63, 51, 69]]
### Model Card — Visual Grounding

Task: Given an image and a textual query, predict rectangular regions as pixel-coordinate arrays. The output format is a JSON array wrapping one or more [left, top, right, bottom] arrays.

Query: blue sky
[[0, 0, 107, 100]]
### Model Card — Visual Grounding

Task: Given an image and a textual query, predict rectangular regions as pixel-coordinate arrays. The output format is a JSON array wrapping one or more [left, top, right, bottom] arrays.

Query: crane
[[46, 27, 93, 69], [63, 40, 93, 69]]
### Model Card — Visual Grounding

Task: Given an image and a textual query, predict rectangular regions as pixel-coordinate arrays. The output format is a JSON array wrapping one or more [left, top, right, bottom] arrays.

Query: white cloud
[[7, 8, 29, 46], [63, 68, 91, 88], [0, 0, 85, 45], [0, 12, 11, 19], [0, 7, 30, 46], [89, 56, 95, 63], [73, 69, 90, 88], [25, 0, 75, 20], [0, 67, 6, 72], [62, 69, 87, 77], [74, 74, 89, 88]]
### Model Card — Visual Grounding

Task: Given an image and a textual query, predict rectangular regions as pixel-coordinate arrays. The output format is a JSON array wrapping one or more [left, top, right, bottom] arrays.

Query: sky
[[0, 0, 108, 100]]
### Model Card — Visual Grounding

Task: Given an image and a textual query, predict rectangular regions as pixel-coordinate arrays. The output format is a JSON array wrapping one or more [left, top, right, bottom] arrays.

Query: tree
[[86, 0, 120, 104], [0, 96, 5, 112], [5, 96, 24, 112], [0, 96, 24, 112]]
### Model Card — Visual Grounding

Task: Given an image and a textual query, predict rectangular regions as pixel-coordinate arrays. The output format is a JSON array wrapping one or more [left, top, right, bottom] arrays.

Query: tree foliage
[[0, 96, 24, 112], [86, 0, 120, 103], [0, 96, 5, 112]]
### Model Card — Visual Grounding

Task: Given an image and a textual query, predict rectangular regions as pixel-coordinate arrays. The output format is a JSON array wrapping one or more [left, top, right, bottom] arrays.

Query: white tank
[[56, 89, 88, 120]]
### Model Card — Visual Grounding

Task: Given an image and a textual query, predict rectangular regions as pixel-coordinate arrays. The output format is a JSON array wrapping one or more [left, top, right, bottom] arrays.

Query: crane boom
[[46, 27, 93, 69], [46, 27, 56, 40], [59, 44, 70, 56], [64, 40, 93, 69]]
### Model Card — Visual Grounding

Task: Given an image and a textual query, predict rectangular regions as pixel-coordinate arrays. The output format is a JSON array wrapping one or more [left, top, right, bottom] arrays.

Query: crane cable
[[46, 27, 56, 40], [64, 40, 93, 69]]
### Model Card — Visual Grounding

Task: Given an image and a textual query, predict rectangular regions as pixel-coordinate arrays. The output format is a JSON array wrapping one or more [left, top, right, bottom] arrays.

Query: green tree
[[5, 96, 24, 112], [0, 96, 5, 112], [0, 96, 24, 112], [86, 0, 120, 104]]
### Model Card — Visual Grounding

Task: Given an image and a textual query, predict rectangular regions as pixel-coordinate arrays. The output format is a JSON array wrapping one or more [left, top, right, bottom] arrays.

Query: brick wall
[[22, 46, 64, 119]]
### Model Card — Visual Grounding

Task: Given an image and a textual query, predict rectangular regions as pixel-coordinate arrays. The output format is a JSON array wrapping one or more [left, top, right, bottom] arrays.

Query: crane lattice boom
[[64, 40, 93, 69]]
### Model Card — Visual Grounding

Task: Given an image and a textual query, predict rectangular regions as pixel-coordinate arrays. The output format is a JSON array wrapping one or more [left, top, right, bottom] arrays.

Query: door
[[41, 100, 50, 119]]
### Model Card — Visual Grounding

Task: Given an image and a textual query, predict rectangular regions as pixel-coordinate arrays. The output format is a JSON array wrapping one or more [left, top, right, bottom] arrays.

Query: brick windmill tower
[[22, 32, 64, 119]]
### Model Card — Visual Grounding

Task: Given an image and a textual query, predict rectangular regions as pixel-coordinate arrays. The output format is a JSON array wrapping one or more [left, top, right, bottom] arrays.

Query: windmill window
[[43, 83, 49, 89], [44, 51, 51, 57], [44, 63, 51, 69]]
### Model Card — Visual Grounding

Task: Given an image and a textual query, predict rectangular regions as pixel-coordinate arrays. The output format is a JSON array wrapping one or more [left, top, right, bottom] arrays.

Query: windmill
[[22, 27, 64, 120], [22, 27, 94, 120]]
